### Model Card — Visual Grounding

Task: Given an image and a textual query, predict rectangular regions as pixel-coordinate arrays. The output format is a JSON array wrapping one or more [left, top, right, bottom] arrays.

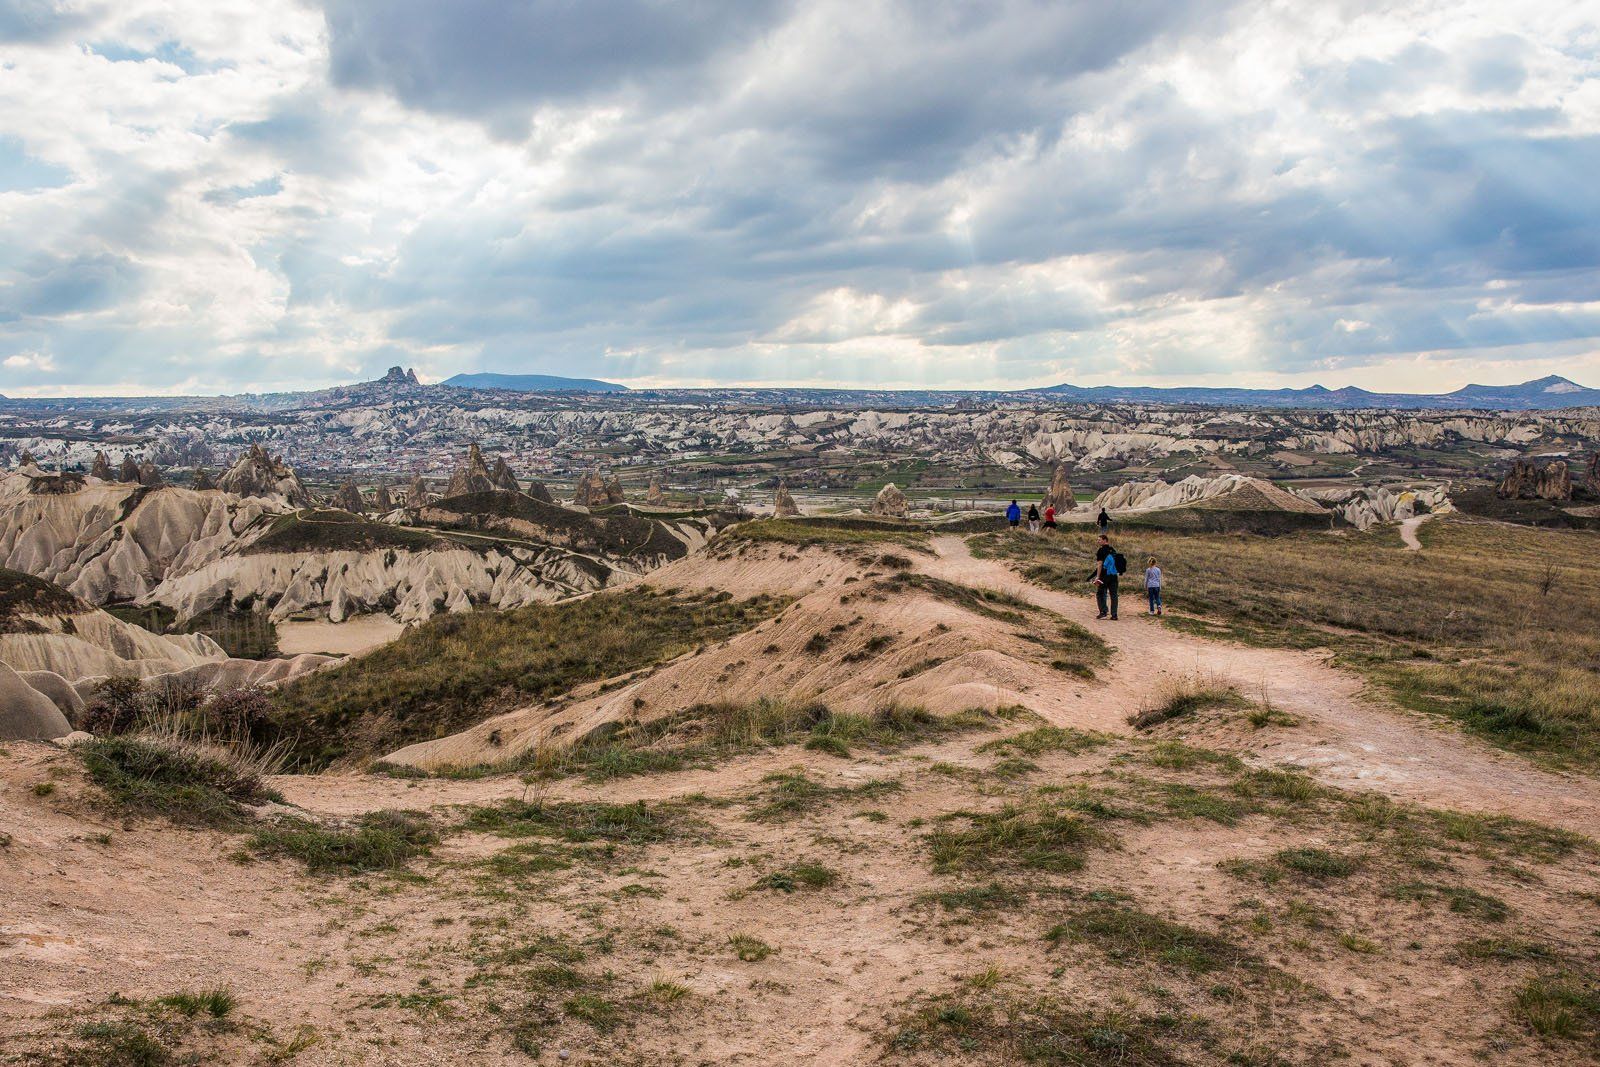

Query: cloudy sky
[[0, 0, 1597, 395]]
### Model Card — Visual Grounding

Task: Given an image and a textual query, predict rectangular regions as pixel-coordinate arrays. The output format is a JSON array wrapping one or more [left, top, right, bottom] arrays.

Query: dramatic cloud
[[0, 0, 1596, 394]]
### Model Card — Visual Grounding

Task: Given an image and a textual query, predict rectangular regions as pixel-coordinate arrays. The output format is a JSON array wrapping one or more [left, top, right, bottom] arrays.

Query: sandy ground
[[1398, 514, 1432, 551], [275, 615, 405, 657], [4, 533, 1599, 1065]]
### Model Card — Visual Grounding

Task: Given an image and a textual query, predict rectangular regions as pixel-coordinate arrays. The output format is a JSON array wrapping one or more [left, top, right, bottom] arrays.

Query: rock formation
[[773, 480, 799, 517], [16, 449, 37, 468], [373, 481, 394, 512], [445, 443, 495, 496], [1042, 464, 1074, 513], [118, 456, 141, 483], [1093, 475, 1327, 516], [406, 476, 430, 508], [380, 365, 421, 386], [490, 457, 520, 492], [573, 469, 610, 508], [872, 482, 909, 518], [90, 451, 113, 481], [333, 479, 365, 513], [1496, 459, 1571, 501], [191, 467, 215, 491], [603, 473, 626, 505], [646, 475, 667, 506], [1589, 454, 1600, 497], [524, 477, 554, 504], [217, 445, 312, 507], [137, 462, 164, 487]]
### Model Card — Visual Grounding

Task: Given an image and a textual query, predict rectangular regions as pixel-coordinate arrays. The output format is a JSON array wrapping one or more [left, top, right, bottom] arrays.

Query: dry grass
[[975, 519, 1600, 770]]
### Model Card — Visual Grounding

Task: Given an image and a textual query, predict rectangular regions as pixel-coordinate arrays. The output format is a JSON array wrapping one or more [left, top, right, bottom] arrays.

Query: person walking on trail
[[1026, 503, 1040, 533], [1144, 555, 1163, 616], [1097, 507, 1111, 534], [1006, 499, 1022, 528], [1091, 533, 1124, 620], [1042, 503, 1057, 531]]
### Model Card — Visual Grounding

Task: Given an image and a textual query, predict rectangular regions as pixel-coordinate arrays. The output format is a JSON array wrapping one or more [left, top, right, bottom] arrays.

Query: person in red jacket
[[1042, 504, 1057, 530]]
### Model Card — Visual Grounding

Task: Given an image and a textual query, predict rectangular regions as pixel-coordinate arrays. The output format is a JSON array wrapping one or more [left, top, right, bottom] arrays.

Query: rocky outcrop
[[405, 476, 430, 508], [90, 451, 113, 481], [872, 483, 909, 518], [380, 365, 421, 385], [118, 456, 141, 483], [1042, 464, 1075, 513], [1298, 484, 1452, 530], [373, 481, 394, 512], [192, 467, 215, 491], [446, 444, 495, 496], [525, 478, 554, 504], [1497, 459, 1572, 501], [573, 468, 610, 508], [217, 445, 311, 507], [0, 662, 71, 740], [16, 449, 37, 468], [773, 481, 799, 517], [333, 479, 365, 513], [137, 461, 164, 487], [1093, 475, 1327, 516], [646, 476, 667, 506], [1589, 454, 1600, 497], [603, 474, 626, 505], [490, 457, 520, 493], [0, 474, 281, 604]]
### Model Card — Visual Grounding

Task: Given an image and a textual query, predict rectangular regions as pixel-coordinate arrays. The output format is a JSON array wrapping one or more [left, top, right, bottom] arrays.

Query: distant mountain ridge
[[442, 372, 628, 393], [1032, 375, 1600, 411]]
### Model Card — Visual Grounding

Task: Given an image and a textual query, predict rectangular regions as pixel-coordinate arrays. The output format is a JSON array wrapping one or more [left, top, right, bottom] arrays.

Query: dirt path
[[923, 535, 1600, 835], [1398, 513, 1432, 551]]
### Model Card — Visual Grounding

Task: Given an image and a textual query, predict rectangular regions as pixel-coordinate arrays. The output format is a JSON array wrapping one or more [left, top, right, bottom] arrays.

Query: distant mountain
[[442, 373, 628, 393], [1031, 375, 1600, 411]]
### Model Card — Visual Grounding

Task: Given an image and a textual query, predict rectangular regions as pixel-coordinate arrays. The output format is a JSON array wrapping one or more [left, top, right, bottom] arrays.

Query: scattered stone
[[872, 482, 909, 518], [1496, 458, 1571, 501], [773, 480, 799, 517]]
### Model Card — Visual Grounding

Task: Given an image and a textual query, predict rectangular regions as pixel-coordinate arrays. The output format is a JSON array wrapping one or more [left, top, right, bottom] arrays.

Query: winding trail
[[1398, 513, 1432, 551], [922, 535, 1600, 835]]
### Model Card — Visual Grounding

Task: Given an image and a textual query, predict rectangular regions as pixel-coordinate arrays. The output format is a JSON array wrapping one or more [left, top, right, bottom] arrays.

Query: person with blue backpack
[[1091, 533, 1125, 620]]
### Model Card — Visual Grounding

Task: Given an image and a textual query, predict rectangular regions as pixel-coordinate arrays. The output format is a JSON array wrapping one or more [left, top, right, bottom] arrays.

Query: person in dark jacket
[[1091, 533, 1119, 620], [1026, 503, 1040, 533], [1097, 507, 1111, 534]]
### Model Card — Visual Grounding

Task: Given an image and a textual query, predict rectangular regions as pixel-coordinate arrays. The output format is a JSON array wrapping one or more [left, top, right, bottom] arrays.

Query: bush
[[79, 677, 147, 736], [78, 734, 280, 828], [248, 810, 438, 873]]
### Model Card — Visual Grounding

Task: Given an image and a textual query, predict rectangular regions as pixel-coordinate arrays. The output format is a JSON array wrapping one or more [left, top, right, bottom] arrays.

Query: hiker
[[1090, 533, 1123, 620], [1144, 555, 1163, 616], [1097, 507, 1111, 534], [1026, 503, 1040, 533], [1042, 503, 1057, 531], [1006, 499, 1021, 528]]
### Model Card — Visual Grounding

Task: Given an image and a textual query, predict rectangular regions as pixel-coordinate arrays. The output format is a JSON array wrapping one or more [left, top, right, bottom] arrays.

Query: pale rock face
[[773, 481, 800, 517], [0, 475, 279, 604], [872, 482, 909, 518], [1091, 474, 1326, 515], [1297, 484, 1452, 529], [0, 662, 71, 740], [1496, 459, 1571, 501]]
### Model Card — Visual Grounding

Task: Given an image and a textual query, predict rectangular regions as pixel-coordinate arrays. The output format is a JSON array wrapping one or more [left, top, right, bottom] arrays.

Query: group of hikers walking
[[1004, 497, 1163, 621]]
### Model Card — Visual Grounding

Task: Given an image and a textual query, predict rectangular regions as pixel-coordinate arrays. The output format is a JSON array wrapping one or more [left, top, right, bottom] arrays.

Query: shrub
[[78, 734, 279, 828], [79, 677, 147, 736], [248, 810, 437, 873]]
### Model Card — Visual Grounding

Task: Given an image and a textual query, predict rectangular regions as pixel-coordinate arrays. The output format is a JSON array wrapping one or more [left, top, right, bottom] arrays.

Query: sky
[[0, 0, 1597, 396]]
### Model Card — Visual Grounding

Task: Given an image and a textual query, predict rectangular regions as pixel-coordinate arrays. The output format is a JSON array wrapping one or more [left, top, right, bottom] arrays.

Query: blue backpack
[[1103, 551, 1120, 577]]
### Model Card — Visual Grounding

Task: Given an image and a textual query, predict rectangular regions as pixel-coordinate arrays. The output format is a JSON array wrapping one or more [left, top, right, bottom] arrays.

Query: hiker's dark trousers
[[1097, 576, 1118, 618], [1148, 587, 1162, 613]]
